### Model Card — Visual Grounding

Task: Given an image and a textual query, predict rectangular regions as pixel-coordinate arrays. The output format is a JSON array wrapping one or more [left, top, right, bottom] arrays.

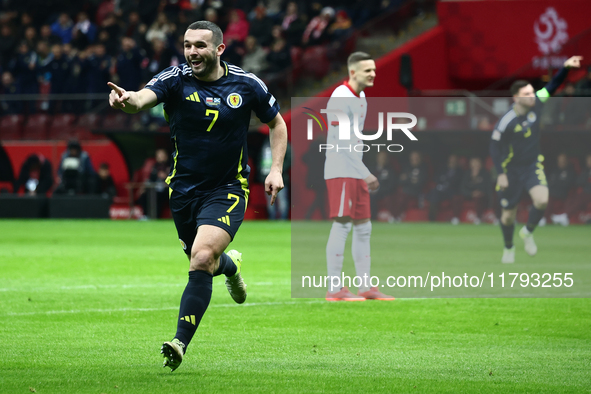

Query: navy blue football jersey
[[144, 61, 280, 194], [491, 94, 546, 170]]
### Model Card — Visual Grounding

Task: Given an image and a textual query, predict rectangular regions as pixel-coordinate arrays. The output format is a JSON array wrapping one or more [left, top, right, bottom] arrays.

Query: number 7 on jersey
[[205, 109, 219, 132]]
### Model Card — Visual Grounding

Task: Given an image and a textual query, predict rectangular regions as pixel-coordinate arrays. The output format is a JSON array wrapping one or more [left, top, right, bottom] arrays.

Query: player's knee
[[533, 198, 548, 210], [190, 247, 216, 272], [501, 211, 515, 226]]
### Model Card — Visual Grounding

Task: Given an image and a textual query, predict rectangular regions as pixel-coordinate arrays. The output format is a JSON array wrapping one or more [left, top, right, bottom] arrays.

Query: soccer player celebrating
[[324, 52, 394, 301], [108, 21, 287, 371], [490, 55, 582, 263]]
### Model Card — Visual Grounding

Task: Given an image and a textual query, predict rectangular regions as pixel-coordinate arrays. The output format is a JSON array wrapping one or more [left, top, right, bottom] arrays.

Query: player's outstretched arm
[[107, 82, 158, 114], [539, 56, 583, 99], [265, 113, 288, 205]]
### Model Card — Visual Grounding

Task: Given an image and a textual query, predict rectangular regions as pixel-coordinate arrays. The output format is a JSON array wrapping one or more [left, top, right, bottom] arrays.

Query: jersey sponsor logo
[[527, 112, 537, 123], [206, 97, 221, 106], [227, 93, 243, 108], [185, 92, 200, 102], [146, 78, 158, 87]]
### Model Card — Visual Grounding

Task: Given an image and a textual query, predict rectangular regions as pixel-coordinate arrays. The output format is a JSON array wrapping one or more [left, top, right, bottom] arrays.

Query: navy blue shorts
[[170, 184, 249, 255], [497, 155, 547, 210]]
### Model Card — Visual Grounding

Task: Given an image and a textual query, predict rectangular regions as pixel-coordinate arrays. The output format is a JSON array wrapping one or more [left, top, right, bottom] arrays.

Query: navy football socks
[[174, 270, 213, 350], [213, 252, 237, 277], [526, 206, 545, 233], [500, 223, 514, 249]]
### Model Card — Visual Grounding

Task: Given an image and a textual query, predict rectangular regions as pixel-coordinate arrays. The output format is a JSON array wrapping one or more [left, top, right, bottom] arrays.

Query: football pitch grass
[[1, 220, 590, 393]]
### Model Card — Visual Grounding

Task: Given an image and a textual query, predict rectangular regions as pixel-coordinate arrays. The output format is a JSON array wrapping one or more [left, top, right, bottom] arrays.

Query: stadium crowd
[[0, 0, 405, 115], [361, 151, 591, 225]]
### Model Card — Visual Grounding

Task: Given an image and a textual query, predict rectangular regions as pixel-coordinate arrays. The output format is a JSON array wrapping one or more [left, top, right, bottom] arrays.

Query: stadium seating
[[102, 112, 130, 129], [48, 113, 77, 140], [22, 114, 50, 140], [74, 113, 103, 140], [301, 46, 330, 80], [0, 114, 24, 140]]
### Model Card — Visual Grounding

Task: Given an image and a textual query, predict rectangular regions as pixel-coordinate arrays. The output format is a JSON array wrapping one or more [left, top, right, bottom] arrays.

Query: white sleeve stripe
[[229, 70, 268, 92], [497, 111, 516, 132], [157, 67, 181, 81], [227, 65, 268, 91]]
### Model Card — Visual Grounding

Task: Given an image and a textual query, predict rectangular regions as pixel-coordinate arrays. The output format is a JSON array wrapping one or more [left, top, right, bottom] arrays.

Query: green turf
[[1, 220, 590, 393]]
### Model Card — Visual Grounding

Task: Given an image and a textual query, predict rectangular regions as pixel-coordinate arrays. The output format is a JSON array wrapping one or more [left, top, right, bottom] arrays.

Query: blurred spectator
[[369, 150, 398, 221], [145, 38, 178, 80], [146, 12, 175, 44], [225, 9, 250, 43], [567, 153, 591, 223], [427, 154, 463, 224], [302, 6, 334, 46], [123, 11, 148, 45], [23, 26, 38, 51], [18, 12, 34, 40], [281, 1, 306, 47], [265, 37, 290, 74], [241, 36, 268, 74], [328, 10, 353, 41], [393, 151, 427, 221], [71, 12, 98, 50], [303, 135, 327, 220], [94, 162, 117, 199], [0, 24, 19, 68], [460, 157, 491, 224], [249, 5, 273, 47], [204, 7, 219, 26], [98, 13, 122, 57], [259, 139, 291, 220], [95, 0, 116, 26], [548, 153, 576, 226], [63, 44, 86, 112], [82, 44, 112, 109], [116, 37, 145, 92], [51, 13, 74, 44], [13, 153, 53, 195], [0, 71, 22, 114], [137, 148, 170, 218], [40, 24, 62, 46], [9, 42, 38, 112], [41, 44, 71, 112], [43, 44, 71, 93], [54, 140, 96, 195], [36, 41, 52, 67]]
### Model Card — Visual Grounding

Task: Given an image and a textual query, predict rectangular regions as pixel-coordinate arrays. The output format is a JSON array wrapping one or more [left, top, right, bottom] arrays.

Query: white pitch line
[[2, 298, 427, 317], [0, 281, 289, 293]]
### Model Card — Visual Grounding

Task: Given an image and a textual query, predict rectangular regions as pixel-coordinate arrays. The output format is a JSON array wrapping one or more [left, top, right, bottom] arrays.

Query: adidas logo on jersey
[[217, 215, 230, 225], [185, 92, 200, 102]]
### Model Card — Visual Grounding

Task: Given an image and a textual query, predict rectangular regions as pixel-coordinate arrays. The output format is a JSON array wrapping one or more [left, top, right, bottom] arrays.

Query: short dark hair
[[510, 80, 531, 96], [347, 52, 372, 68], [187, 21, 223, 46]]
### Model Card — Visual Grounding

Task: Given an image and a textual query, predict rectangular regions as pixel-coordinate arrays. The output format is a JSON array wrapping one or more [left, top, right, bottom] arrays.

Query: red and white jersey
[[324, 81, 371, 180]]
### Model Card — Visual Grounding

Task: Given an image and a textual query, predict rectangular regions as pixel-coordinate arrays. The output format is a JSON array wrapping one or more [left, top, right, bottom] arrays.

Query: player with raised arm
[[108, 21, 287, 371], [490, 56, 582, 264], [324, 52, 394, 301]]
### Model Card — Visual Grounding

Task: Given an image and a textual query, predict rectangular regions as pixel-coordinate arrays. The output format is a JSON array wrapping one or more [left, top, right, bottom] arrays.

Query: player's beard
[[187, 50, 218, 79]]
